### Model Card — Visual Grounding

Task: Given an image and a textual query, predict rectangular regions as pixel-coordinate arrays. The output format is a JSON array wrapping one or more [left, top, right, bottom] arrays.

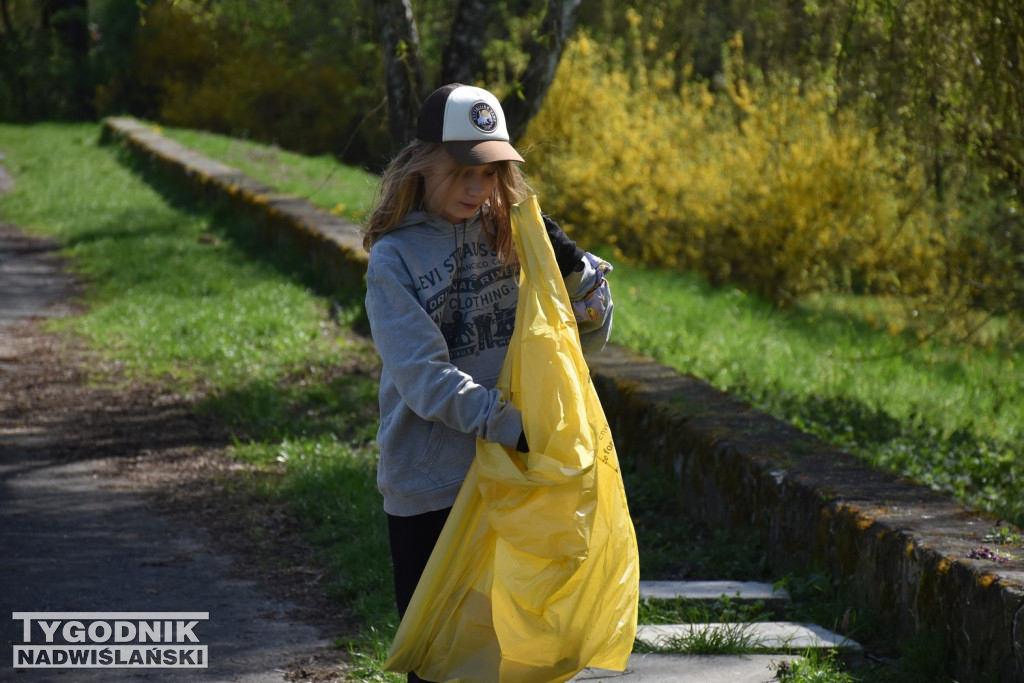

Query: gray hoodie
[[365, 208, 612, 516]]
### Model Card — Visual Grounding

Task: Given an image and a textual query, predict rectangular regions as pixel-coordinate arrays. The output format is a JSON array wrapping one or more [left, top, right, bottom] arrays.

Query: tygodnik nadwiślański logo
[[12, 612, 208, 668]]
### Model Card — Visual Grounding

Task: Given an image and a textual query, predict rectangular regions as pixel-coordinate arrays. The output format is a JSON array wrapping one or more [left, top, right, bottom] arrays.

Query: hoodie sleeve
[[365, 247, 523, 450]]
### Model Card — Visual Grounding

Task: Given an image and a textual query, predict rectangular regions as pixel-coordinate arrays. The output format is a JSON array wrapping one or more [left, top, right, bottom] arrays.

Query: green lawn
[[159, 123, 377, 223], [608, 258, 1023, 527]]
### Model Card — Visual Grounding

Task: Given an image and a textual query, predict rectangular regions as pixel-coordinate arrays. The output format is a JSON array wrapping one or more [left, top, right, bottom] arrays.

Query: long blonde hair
[[362, 140, 529, 264]]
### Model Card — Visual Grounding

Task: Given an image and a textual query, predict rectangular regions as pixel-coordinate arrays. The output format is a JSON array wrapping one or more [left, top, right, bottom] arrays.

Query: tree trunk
[[374, 0, 428, 151], [41, 0, 93, 119], [500, 0, 580, 143], [376, 0, 577, 152], [440, 0, 492, 85], [1, 0, 14, 35]]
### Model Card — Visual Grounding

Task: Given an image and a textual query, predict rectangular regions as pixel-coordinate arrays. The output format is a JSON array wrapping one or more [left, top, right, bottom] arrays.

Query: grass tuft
[[634, 622, 768, 655]]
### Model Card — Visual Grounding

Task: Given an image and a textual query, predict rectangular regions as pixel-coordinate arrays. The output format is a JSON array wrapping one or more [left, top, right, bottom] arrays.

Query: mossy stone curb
[[587, 345, 1023, 681], [100, 117, 1024, 682], [100, 117, 367, 295]]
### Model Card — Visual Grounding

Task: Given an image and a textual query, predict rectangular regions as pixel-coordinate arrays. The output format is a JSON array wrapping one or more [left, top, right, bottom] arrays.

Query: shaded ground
[[0, 219, 355, 681]]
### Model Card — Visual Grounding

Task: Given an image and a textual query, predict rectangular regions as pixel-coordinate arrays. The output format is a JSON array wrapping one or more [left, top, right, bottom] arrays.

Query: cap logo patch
[[469, 102, 498, 133]]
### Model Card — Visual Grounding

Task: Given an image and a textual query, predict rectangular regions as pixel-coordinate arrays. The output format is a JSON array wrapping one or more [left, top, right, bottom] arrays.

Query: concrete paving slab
[[640, 580, 790, 602], [570, 653, 788, 682], [636, 621, 861, 651]]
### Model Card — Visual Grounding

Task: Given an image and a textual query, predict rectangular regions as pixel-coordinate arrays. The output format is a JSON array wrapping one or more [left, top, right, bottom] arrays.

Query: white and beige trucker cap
[[416, 83, 525, 165]]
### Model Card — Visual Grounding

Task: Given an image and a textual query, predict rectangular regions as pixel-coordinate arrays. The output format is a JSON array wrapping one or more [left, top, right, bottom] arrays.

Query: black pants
[[387, 507, 451, 683]]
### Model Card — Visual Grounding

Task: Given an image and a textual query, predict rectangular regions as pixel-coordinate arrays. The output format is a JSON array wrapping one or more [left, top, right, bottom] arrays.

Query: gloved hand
[[543, 215, 585, 277], [570, 252, 613, 323]]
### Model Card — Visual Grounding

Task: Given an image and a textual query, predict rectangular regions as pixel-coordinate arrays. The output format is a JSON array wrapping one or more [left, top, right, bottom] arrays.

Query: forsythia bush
[[523, 31, 948, 306]]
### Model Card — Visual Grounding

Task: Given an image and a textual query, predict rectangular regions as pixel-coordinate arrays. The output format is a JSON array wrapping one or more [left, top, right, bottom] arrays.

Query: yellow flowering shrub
[[522, 33, 948, 306]]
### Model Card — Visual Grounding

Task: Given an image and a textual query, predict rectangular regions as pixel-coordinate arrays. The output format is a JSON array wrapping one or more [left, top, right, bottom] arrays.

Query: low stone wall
[[587, 346, 1024, 681], [99, 118, 367, 295], [101, 117, 1024, 682]]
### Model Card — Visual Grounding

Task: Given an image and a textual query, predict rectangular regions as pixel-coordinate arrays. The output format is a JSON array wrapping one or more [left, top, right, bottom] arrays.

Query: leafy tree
[[0, 0, 92, 119]]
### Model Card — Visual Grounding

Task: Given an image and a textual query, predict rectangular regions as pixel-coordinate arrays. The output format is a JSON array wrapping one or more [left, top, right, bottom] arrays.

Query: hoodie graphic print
[[431, 239, 517, 361]]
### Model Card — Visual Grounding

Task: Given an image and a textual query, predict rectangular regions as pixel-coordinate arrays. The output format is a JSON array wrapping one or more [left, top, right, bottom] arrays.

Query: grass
[[632, 621, 769, 655], [0, 122, 982, 681], [157, 123, 378, 223], [774, 650, 857, 682], [608, 260, 1024, 527], [637, 595, 774, 630], [625, 471, 772, 582]]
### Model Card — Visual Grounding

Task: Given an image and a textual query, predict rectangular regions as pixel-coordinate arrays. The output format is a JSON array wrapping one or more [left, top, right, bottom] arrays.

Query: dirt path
[[0, 218, 353, 681]]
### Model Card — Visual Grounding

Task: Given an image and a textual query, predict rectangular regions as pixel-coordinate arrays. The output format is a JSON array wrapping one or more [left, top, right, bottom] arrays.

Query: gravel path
[[0, 217, 350, 681]]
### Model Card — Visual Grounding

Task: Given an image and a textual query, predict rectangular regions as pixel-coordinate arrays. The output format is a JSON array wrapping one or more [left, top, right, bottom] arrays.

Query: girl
[[362, 83, 613, 683]]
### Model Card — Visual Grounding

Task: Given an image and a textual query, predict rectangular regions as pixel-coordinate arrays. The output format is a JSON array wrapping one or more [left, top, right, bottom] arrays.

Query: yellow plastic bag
[[385, 195, 639, 683]]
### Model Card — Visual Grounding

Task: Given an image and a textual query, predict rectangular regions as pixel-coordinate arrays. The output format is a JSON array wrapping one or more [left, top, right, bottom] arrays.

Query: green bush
[[0, 16, 89, 120], [100, 0, 388, 162]]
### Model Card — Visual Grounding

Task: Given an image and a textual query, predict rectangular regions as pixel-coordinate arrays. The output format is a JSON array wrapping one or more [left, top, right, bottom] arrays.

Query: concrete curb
[[99, 117, 1024, 682]]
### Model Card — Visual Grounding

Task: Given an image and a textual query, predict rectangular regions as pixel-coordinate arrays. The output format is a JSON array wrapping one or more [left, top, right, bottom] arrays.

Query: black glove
[[543, 215, 585, 277], [516, 431, 529, 453]]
